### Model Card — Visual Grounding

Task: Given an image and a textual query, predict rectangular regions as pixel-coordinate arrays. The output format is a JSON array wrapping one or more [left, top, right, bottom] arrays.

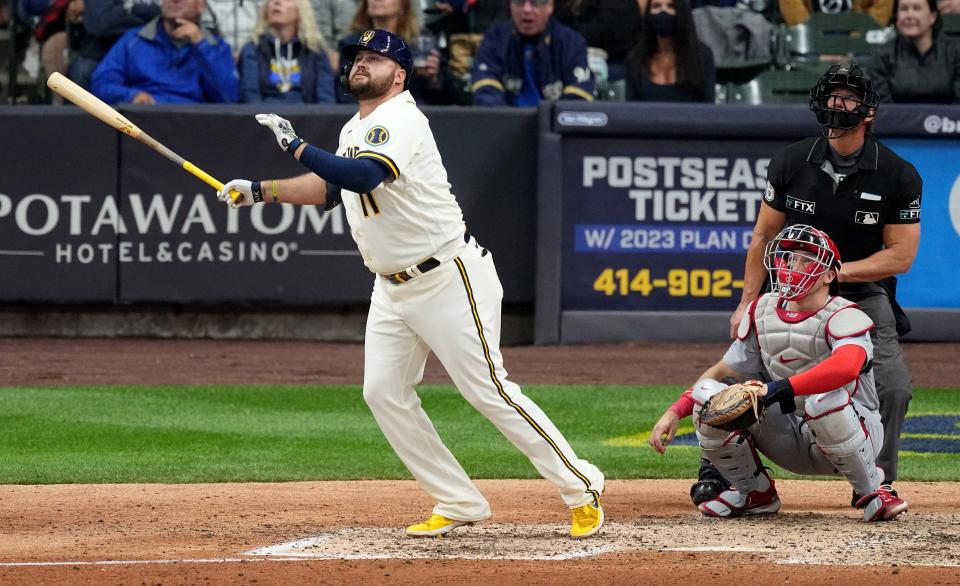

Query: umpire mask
[[809, 62, 879, 136]]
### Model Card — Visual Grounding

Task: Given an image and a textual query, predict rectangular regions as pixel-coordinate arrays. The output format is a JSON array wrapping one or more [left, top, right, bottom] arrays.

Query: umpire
[[719, 62, 922, 501]]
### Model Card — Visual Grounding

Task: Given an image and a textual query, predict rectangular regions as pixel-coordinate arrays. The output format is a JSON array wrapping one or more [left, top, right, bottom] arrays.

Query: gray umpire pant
[[842, 285, 913, 483]]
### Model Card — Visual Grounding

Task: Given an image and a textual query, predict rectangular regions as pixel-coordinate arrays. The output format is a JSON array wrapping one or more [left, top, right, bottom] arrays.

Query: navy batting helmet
[[809, 62, 879, 133], [341, 29, 414, 90]]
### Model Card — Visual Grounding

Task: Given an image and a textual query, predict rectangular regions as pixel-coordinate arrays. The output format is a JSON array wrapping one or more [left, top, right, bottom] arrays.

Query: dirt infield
[[1, 338, 959, 585]]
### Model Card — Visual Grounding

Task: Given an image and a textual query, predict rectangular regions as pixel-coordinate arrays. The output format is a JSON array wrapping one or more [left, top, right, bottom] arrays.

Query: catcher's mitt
[[699, 380, 767, 431]]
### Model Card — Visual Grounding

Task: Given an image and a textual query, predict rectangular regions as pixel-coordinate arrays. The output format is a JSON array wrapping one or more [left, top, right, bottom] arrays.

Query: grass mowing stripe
[[0, 385, 957, 484]]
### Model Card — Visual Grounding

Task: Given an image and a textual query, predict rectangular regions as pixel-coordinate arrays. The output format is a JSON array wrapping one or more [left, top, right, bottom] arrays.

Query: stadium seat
[[726, 69, 820, 104], [596, 78, 626, 102], [715, 58, 774, 85], [942, 14, 960, 42], [778, 13, 891, 70]]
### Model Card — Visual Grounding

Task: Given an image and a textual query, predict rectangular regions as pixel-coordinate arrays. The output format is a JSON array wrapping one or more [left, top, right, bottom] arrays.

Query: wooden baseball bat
[[46, 72, 240, 201]]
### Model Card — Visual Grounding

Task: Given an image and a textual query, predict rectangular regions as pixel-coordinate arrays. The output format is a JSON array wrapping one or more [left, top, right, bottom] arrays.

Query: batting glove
[[218, 179, 263, 209], [256, 113, 303, 153]]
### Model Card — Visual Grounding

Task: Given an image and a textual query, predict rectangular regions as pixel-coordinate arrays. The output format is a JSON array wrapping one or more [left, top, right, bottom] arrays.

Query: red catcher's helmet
[[763, 224, 842, 301]]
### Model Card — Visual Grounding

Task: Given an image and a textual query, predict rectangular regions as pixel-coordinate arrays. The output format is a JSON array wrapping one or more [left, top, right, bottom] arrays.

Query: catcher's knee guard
[[803, 390, 883, 496], [690, 378, 727, 405], [696, 429, 767, 495], [693, 378, 769, 495]]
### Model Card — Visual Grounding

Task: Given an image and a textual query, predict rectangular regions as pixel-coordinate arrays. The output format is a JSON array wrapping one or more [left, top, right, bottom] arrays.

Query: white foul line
[[0, 558, 308, 568], [662, 546, 772, 553]]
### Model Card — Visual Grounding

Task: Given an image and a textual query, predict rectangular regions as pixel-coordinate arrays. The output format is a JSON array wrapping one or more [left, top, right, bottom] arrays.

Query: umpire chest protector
[[745, 294, 872, 386]]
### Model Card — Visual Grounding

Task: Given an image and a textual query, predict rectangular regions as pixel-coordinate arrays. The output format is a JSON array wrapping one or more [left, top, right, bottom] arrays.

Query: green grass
[[0, 385, 957, 484]]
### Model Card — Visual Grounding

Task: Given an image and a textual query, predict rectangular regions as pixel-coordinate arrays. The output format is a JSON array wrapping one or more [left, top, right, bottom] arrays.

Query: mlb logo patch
[[856, 211, 880, 225], [786, 196, 815, 214]]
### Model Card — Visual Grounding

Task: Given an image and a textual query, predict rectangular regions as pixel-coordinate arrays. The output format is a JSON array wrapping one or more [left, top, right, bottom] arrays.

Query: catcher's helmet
[[340, 29, 414, 91], [764, 224, 841, 301], [808, 62, 879, 134]]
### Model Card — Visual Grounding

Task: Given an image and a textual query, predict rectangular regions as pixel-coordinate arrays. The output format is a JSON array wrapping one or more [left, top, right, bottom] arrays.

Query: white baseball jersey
[[336, 90, 466, 275]]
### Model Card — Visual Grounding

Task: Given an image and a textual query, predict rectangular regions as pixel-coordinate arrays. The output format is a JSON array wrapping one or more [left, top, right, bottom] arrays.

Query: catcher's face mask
[[764, 224, 841, 301]]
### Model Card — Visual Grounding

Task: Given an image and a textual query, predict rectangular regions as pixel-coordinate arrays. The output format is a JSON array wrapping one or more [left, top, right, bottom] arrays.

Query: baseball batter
[[650, 224, 908, 521], [216, 29, 604, 539]]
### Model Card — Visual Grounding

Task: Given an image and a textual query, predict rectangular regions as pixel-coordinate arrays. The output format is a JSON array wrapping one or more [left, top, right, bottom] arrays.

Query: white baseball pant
[[362, 242, 604, 521]]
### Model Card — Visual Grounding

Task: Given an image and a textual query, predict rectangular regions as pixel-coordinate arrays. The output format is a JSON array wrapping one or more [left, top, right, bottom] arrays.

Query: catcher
[[649, 224, 908, 521]]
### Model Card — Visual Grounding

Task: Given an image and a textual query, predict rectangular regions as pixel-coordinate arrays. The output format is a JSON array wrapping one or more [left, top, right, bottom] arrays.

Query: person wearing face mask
[[624, 0, 716, 102], [868, 0, 960, 103]]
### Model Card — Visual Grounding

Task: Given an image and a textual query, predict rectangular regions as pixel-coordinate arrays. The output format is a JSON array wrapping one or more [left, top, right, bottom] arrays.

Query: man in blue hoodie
[[91, 0, 239, 103], [469, 0, 594, 106]]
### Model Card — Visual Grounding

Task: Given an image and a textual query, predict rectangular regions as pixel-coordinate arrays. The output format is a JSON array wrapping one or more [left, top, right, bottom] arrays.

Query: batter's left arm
[[838, 222, 920, 283]]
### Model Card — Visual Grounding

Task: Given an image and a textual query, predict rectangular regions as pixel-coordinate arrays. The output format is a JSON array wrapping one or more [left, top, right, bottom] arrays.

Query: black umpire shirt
[[763, 136, 922, 269]]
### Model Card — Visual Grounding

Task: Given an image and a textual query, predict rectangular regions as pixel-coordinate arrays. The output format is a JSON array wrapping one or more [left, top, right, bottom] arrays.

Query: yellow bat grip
[[183, 161, 241, 201]]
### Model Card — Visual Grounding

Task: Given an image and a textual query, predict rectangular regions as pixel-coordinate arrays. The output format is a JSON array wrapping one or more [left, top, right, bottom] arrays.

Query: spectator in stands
[[869, 0, 960, 102], [338, 0, 456, 104], [429, 0, 510, 77], [69, 0, 160, 88], [311, 0, 355, 65], [779, 0, 893, 27], [555, 0, 642, 81], [624, 0, 715, 102], [205, 0, 261, 56], [33, 0, 85, 97], [90, 0, 239, 103], [239, 0, 336, 102], [470, 0, 594, 106]]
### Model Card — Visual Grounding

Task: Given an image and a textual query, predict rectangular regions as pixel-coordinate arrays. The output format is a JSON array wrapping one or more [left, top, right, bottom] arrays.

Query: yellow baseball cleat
[[569, 502, 604, 539], [405, 513, 472, 537]]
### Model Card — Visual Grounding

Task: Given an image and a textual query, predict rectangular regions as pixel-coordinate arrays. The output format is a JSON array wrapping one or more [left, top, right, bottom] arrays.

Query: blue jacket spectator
[[70, 0, 162, 88], [91, 0, 239, 104], [471, 0, 594, 106], [238, 0, 335, 103]]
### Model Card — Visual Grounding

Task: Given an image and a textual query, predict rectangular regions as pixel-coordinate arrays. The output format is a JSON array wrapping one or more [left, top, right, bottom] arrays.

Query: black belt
[[382, 231, 470, 285]]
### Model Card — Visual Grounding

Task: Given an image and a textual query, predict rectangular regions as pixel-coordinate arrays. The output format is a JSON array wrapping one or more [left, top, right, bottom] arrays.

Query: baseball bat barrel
[[45, 72, 239, 201]]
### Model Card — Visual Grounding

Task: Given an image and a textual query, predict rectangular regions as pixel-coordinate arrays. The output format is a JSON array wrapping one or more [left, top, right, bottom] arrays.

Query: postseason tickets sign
[[561, 138, 785, 312]]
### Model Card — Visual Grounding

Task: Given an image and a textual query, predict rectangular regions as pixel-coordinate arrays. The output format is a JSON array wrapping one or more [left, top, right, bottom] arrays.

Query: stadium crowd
[[1, 0, 958, 104]]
